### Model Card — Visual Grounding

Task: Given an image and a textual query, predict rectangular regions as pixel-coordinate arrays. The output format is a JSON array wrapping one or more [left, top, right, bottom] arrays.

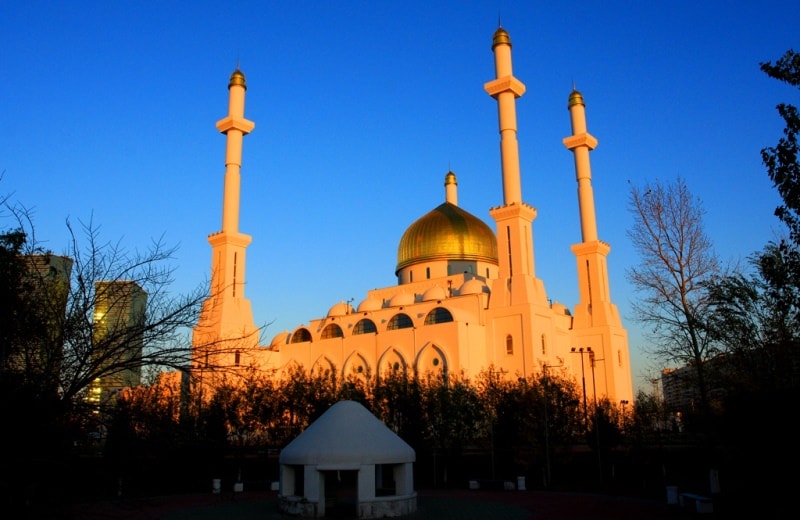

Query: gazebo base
[[279, 493, 417, 519]]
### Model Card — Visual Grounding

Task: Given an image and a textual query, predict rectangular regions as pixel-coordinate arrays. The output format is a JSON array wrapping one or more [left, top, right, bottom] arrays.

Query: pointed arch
[[310, 356, 336, 378], [342, 351, 371, 380], [415, 343, 448, 379], [377, 347, 409, 379]]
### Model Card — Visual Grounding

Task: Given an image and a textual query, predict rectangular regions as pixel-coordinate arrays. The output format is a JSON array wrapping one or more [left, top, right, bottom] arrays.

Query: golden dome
[[396, 202, 498, 272]]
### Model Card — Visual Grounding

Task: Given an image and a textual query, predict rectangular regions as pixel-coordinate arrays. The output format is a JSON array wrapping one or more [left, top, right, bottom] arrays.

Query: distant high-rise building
[[89, 280, 147, 406], [8, 254, 74, 391]]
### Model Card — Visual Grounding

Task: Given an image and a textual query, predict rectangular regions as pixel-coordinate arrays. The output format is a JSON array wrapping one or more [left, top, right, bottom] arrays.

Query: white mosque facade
[[190, 27, 634, 405]]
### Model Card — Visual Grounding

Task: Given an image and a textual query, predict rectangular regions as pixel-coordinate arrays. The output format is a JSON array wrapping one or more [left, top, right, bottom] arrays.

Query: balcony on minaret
[[563, 132, 598, 151], [484, 76, 526, 99]]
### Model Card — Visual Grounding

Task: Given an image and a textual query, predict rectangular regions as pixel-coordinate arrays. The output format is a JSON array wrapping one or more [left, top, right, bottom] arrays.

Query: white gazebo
[[278, 400, 417, 518]]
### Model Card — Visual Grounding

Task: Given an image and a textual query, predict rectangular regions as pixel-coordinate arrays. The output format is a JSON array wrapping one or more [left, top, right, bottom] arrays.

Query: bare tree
[[0, 198, 237, 507], [1, 202, 216, 412], [626, 177, 720, 416], [58, 216, 210, 406]]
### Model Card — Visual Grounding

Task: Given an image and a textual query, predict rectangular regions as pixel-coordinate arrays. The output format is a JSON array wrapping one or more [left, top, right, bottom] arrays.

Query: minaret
[[563, 88, 633, 404], [192, 69, 259, 367], [485, 27, 547, 306], [563, 89, 617, 327]]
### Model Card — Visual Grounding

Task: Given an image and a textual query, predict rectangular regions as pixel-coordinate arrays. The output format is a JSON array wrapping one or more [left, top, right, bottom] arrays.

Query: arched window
[[353, 319, 377, 335], [506, 335, 513, 355], [424, 307, 454, 325], [289, 328, 312, 343], [321, 324, 344, 339], [387, 313, 413, 330]]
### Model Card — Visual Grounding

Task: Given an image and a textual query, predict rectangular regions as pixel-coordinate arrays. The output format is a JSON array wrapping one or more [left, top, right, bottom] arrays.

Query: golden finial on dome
[[568, 86, 584, 108], [492, 27, 511, 49], [229, 69, 246, 90], [444, 170, 457, 185]]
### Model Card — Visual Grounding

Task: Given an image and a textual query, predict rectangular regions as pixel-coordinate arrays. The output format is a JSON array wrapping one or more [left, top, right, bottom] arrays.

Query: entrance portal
[[324, 470, 358, 518]]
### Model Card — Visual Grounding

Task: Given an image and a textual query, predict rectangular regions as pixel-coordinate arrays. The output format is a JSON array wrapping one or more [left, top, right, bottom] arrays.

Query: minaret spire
[[563, 88, 599, 242], [445, 170, 458, 205], [217, 69, 255, 234], [484, 27, 525, 205]]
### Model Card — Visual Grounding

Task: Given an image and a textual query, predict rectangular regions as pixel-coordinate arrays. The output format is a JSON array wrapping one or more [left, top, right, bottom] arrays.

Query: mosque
[[190, 26, 634, 405]]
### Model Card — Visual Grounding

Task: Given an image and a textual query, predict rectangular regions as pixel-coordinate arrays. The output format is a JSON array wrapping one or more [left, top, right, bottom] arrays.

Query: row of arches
[[307, 342, 449, 381], [289, 307, 454, 344]]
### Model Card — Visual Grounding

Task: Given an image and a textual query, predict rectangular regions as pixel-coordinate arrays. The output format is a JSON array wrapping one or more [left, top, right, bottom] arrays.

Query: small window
[[387, 313, 413, 330], [234, 350, 241, 366], [426, 267, 431, 279], [424, 307, 454, 325], [290, 328, 312, 343], [321, 324, 344, 339], [353, 319, 377, 335], [506, 335, 513, 355], [541, 334, 547, 355]]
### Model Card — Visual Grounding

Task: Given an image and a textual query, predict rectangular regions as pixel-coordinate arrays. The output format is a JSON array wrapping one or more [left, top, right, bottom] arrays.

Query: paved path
[[65, 488, 684, 519]]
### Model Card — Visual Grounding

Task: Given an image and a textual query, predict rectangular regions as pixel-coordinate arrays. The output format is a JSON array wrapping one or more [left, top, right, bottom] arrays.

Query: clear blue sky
[[2, 1, 797, 393]]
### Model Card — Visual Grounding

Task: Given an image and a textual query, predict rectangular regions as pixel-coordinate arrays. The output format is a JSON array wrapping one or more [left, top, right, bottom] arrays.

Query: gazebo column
[[304, 466, 321, 509], [395, 462, 414, 495], [358, 464, 376, 500], [280, 465, 295, 496]]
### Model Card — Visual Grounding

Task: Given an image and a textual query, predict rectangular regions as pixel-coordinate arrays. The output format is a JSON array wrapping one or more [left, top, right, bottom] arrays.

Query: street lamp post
[[589, 350, 603, 483], [542, 361, 563, 488], [570, 347, 591, 431], [620, 399, 629, 430]]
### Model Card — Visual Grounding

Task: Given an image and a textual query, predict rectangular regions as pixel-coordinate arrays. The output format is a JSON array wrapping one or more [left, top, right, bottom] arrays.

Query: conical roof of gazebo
[[279, 400, 415, 466]]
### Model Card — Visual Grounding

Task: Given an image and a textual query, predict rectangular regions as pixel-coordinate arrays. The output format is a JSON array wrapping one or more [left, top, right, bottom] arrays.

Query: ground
[[62, 488, 694, 519]]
